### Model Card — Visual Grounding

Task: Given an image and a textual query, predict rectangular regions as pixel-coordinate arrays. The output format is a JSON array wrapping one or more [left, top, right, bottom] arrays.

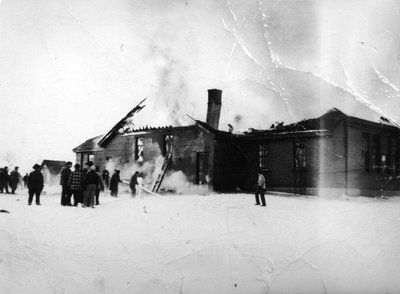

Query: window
[[362, 132, 370, 172], [294, 141, 307, 170], [135, 137, 144, 162], [381, 136, 390, 173], [163, 134, 174, 156], [372, 134, 380, 172], [80, 153, 94, 166], [258, 144, 269, 170], [395, 139, 400, 174]]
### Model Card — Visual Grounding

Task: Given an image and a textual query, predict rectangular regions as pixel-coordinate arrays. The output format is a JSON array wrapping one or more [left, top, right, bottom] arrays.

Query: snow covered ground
[[1, 186, 400, 294]]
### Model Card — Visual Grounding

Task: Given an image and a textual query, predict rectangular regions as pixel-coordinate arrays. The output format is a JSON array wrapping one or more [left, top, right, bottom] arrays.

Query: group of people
[[3, 161, 268, 207], [59, 161, 141, 208], [0, 166, 28, 194], [0, 161, 142, 207]]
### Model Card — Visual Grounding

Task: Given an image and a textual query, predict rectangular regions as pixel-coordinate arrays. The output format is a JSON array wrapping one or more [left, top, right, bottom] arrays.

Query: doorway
[[196, 152, 209, 185]]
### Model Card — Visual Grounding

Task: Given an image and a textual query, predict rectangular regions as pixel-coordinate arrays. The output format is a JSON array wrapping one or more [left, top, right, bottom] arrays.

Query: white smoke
[[104, 155, 210, 195], [162, 170, 210, 195]]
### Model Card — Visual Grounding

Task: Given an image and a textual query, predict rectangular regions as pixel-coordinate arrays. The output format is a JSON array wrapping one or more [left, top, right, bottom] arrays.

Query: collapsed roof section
[[245, 108, 399, 137], [98, 98, 147, 147], [73, 102, 400, 154]]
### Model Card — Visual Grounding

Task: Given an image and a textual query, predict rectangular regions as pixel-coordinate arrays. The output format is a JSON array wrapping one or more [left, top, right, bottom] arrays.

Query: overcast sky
[[1, 0, 400, 171]]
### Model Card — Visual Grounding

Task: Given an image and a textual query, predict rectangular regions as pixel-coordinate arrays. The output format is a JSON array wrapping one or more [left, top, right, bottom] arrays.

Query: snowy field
[[1, 187, 400, 294]]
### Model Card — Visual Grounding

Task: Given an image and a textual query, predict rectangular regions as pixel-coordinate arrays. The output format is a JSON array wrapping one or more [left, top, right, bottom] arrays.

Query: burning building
[[73, 89, 400, 196], [73, 89, 238, 191]]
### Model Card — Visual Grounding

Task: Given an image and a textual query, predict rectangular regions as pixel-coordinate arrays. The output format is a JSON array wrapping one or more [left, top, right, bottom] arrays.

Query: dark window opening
[[258, 144, 269, 170], [394, 139, 400, 175], [381, 136, 390, 174], [372, 134, 380, 172], [362, 132, 370, 172], [80, 153, 94, 166], [294, 141, 307, 170], [196, 152, 209, 185]]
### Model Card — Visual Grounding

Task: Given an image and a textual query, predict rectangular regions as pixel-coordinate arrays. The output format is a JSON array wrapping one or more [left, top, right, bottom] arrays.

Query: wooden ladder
[[152, 153, 172, 192]]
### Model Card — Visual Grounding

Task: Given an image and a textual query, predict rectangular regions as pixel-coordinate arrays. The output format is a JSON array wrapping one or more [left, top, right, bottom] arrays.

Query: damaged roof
[[194, 119, 236, 138], [245, 108, 399, 137], [98, 98, 147, 147]]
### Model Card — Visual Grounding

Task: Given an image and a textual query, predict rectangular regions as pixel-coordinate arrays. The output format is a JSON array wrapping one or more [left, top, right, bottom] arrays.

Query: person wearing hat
[[60, 161, 73, 206], [81, 161, 93, 206], [82, 165, 99, 208], [109, 169, 122, 197], [27, 164, 44, 205], [9, 166, 21, 194], [68, 163, 85, 206]]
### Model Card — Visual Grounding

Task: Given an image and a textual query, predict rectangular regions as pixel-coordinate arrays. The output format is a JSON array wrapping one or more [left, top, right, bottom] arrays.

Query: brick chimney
[[206, 89, 222, 129]]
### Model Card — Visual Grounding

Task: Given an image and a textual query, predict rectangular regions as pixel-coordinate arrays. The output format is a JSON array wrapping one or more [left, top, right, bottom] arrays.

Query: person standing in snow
[[109, 169, 122, 197], [102, 169, 110, 190], [60, 161, 73, 206], [0, 167, 10, 194], [27, 164, 44, 205], [129, 171, 139, 197], [95, 166, 104, 205], [81, 161, 91, 206], [255, 170, 267, 206], [23, 173, 29, 188], [9, 166, 21, 194], [82, 165, 99, 208], [68, 164, 85, 206]]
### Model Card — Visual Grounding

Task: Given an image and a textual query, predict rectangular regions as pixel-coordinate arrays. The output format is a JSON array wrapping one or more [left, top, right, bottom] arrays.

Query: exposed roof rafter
[[98, 98, 147, 147]]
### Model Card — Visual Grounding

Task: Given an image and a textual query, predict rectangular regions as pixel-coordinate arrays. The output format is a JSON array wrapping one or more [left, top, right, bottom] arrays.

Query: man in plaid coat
[[68, 163, 85, 206]]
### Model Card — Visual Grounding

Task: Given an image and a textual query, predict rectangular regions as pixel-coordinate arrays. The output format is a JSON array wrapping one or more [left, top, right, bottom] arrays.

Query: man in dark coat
[[102, 169, 110, 190], [83, 165, 100, 208], [129, 171, 139, 197], [0, 167, 10, 194], [95, 166, 105, 205], [60, 162, 73, 206], [9, 166, 20, 194], [28, 164, 44, 205], [0, 168, 4, 193], [23, 173, 29, 188], [68, 164, 85, 206], [110, 170, 122, 197]]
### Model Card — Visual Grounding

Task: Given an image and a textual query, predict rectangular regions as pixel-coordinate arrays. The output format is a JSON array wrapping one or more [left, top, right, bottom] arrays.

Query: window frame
[[294, 141, 307, 171], [258, 144, 269, 171], [135, 137, 144, 161], [361, 131, 370, 172], [163, 134, 174, 157], [372, 134, 381, 172]]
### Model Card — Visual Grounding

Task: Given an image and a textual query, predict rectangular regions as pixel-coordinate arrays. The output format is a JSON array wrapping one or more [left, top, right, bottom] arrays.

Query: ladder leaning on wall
[[152, 152, 173, 192]]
